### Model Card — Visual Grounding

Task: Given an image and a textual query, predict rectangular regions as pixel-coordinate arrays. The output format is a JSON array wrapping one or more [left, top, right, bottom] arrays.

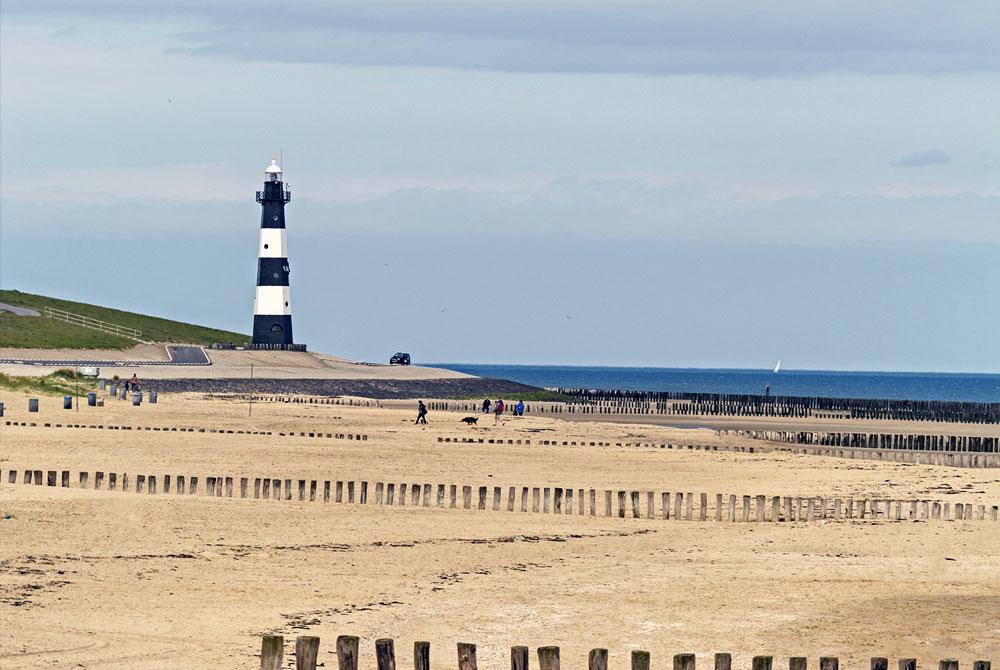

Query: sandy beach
[[1, 390, 998, 668]]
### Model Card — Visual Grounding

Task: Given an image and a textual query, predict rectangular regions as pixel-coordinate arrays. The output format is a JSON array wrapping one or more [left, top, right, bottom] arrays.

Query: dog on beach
[[461, 416, 479, 425]]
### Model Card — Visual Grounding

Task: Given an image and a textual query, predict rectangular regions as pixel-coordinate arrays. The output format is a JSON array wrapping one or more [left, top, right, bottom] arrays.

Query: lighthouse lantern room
[[252, 156, 295, 346]]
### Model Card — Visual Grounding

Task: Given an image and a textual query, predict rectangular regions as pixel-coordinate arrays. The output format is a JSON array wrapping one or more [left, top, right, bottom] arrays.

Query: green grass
[[0, 289, 250, 348], [0, 369, 99, 397], [0, 312, 134, 349]]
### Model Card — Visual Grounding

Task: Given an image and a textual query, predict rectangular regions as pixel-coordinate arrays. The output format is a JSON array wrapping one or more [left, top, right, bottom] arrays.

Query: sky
[[1, 1, 998, 372]]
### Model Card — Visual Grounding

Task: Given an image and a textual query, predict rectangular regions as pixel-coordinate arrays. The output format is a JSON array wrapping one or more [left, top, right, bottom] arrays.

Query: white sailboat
[[773, 359, 781, 373]]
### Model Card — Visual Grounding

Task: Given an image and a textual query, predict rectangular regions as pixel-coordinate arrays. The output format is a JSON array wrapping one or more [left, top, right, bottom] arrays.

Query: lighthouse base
[[252, 315, 294, 346]]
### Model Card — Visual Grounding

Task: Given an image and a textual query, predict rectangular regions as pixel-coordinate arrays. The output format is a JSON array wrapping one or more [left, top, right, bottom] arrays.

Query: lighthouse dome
[[265, 159, 282, 174]]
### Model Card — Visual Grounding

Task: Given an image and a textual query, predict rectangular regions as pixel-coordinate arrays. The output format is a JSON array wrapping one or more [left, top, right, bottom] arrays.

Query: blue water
[[425, 364, 1000, 403]]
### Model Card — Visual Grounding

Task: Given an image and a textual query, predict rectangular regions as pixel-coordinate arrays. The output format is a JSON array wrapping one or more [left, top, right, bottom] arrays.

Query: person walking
[[494, 399, 505, 425], [482, 398, 491, 414], [415, 400, 428, 424], [515, 400, 525, 416], [130, 373, 140, 392]]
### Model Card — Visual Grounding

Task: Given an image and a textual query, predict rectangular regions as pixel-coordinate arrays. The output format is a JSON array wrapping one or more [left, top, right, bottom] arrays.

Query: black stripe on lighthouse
[[252, 157, 294, 345]]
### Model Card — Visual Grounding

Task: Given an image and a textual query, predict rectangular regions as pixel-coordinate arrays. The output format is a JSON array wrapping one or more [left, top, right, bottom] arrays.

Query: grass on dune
[[0, 289, 250, 348], [0, 312, 134, 349], [0, 369, 100, 397]]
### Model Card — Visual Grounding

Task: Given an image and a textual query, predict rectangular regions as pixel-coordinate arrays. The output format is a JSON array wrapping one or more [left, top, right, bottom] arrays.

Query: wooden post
[[508, 486, 516, 512], [589, 649, 608, 670], [450, 484, 458, 508], [753, 657, 773, 670], [415, 642, 430, 670], [790, 658, 807, 670], [755, 495, 766, 521], [939, 661, 958, 670], [674, 492, 683, 519], [538, 646, 560, 670], [630, 491, 641, 518], [728, 495, 736, 521], [871, 658, 888, 670], [898, 660, 916, 670], [590, 488, 596, 516], [771, 496, 781, 522], [972, 662, 990, 670], [47, 470, 56, 486], [632, 651, 651, 670], [376, 638, 396, 670], [225, 476, 233, 497], [296, 636, 320, 670], [533, 487, 541, 513], [494, 486, 502, 511], [439, 484, 447, 507], [458, 643, 478, 670], [309, 480, 316, 502], [715, 653, 731, 670], [260, 634, 283, 670], [463, 485, 473, 509], [511, 646, 529, 670], [820, 658, 839, 670], [298, 479, 306, 501], [284, 479, 292, 500], [348, 481, 356, 503], [80, 472, 89, 488], [605, 490, 612, 517], [337, 635, 359, 670], [544, 487, 551, 513], [674, 654, 696, 670]]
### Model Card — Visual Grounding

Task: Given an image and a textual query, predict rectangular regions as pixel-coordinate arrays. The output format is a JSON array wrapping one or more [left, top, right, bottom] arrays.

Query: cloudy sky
[[1, 1, 998, 371]]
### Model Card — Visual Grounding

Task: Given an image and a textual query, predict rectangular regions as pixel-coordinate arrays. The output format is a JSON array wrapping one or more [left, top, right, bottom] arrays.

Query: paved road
[[0, 345, 210, 367], [0, 302, 41, 316]]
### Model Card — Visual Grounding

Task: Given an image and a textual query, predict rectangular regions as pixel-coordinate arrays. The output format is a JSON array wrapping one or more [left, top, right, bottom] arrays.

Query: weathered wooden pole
[[296, 636, 320, 670], [674, 653, 696, 670], [819, 657, 839, 670], [376, 638, 396, 670], [537, 646, 559, 670], [939, 661, 959, 670], [414, 641, 430, 670], [632, 651, 651, 670], [589, 649, 608, 670], [260, 634, 283, 670], [337, 635, 359, 670], [715, 653, 731, 670], [511, 645, 529, 670], [790, 657, 807, 670], [898, 659, 916, 670], [753, 657, 773, 670], [458, 643, 478, 670]]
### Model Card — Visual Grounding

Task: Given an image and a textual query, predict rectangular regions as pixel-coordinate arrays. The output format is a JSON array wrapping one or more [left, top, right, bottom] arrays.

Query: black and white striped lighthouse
[[252, 157, 294, 345]]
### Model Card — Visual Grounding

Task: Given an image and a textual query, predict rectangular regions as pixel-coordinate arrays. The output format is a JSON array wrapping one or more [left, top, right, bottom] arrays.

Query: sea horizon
[[424, 363, 1000, 403]]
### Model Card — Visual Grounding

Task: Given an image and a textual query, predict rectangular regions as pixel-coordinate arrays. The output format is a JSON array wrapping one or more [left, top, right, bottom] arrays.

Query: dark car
[[389, 352, 411, 365]]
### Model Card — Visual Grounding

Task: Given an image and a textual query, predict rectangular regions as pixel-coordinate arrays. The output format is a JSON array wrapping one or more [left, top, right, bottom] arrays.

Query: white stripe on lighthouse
[[254, 286, 292, 315], [258, 229, 287, 258]]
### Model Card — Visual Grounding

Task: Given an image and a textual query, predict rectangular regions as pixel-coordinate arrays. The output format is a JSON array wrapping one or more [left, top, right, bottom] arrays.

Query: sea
[[425, 364, 1000, 403]]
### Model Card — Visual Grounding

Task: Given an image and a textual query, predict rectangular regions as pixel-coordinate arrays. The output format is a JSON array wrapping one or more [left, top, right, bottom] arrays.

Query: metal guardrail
[[42, 307, 142, 340]]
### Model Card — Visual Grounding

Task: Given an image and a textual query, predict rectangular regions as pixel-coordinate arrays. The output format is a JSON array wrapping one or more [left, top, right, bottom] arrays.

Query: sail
[[773, 360, 781, 373]]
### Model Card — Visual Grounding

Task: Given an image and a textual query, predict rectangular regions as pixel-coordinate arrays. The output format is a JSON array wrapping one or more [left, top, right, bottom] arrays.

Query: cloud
[[893, 150, 952, 167], [7, 1, 1000, 77]]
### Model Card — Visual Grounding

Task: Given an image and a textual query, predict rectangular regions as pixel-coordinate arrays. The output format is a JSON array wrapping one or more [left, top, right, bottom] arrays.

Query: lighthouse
[[252, 157, 294, 346]]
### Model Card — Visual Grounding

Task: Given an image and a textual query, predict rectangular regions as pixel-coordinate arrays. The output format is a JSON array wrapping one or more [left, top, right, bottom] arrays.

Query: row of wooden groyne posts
[[427, 391, 1000, 425], [2, 418, 368, 440], [716, 430, 1000, 468], [7, 468, 999, 522], [256, 634, 992, 670], [436, 435, 1000, 469]]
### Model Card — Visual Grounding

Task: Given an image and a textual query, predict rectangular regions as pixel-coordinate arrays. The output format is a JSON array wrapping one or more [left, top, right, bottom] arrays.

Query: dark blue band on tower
[[256, 257, 290, 286], [253, 315, 293, 345]]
